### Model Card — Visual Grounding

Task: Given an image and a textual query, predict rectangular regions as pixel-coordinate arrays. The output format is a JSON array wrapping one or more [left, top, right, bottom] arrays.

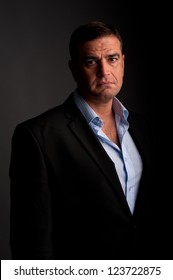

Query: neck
[[85, 99, 113, 119]]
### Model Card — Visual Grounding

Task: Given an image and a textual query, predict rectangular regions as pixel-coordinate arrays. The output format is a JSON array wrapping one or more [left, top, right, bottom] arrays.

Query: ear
[[68, 60, 77, 82]]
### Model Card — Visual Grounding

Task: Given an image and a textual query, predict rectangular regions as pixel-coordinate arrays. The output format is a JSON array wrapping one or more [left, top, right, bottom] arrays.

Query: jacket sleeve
[[9, 124, 54, 259]]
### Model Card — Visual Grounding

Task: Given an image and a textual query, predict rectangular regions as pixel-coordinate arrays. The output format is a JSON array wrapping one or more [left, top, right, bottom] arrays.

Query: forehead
[[77, 35, 122, 55]]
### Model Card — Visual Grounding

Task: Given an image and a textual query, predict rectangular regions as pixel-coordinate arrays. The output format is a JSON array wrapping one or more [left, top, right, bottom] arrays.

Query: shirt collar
[[112, 97, 129, 121], [73, 91, 99, 124], [73, 90, 129, 126]]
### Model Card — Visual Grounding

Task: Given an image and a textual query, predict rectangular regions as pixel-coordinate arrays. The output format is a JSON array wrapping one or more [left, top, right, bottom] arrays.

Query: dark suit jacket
[[9, 93, 171, 260]]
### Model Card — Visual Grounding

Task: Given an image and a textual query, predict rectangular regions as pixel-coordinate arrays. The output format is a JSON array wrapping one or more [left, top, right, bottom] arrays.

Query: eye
[[108, 56, 119, 63], [84, 59, 97, 66]]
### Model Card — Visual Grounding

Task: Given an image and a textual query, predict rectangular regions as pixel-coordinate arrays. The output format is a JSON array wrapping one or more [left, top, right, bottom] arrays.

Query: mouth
[[97, 82, 114, 87], [97, 80, 114, 85]]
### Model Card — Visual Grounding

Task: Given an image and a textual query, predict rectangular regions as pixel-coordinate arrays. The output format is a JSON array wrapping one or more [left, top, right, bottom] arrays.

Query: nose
[[97, 60, 110, 78]]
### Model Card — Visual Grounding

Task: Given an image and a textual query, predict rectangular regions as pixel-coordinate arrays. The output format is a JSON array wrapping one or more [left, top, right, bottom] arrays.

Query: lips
[[97, 82, 114, 88], [97, 81, 114, 86]]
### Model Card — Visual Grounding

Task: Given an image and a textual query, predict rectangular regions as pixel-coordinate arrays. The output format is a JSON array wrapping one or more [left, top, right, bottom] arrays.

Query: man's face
[[70, 35, 125, 103]]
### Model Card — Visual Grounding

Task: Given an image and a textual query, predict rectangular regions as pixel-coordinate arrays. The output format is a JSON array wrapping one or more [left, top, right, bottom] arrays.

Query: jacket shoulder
[[15, 93, 76, 131]]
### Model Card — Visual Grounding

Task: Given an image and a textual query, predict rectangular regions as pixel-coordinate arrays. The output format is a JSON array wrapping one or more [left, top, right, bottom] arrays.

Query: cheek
[[113, 65, 124, 77], [79, 69, 95, 82]]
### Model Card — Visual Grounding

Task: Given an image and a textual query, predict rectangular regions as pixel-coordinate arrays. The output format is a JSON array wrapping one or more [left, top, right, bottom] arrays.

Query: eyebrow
[[82, 53, 120, 60], [107, 53, 120, 58]]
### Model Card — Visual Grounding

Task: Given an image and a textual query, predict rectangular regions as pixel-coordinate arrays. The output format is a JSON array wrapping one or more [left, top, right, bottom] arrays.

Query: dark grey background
[[0, 0, 157, 259]]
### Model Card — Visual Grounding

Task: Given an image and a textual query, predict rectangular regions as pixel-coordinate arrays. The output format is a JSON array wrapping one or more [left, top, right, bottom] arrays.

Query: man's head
[[69, 21, 125, 103]]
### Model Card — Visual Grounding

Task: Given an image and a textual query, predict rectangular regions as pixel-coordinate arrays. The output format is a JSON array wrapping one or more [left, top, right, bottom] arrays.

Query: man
[[9, 21, 165, 260]]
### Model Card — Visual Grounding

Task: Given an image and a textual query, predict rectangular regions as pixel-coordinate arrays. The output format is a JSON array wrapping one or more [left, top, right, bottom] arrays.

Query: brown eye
[[108, 56, 118, 63], [85, 59, 97, 66]]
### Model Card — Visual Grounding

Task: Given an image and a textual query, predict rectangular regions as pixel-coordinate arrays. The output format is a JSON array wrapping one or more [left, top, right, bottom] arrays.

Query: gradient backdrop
[[0, 0, 157, 259]]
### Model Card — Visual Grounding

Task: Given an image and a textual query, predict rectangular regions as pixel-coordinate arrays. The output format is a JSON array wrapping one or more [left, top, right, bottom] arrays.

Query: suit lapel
[[128, 113, 153, 216], [64, 94, 132, 216]]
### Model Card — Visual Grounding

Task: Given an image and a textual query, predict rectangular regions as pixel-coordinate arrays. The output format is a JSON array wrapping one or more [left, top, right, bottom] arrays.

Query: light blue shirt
[[73, 91, 143, 213]]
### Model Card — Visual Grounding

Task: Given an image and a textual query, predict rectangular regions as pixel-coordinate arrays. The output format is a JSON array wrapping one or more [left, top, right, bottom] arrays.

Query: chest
[[102, 121, 120, 146]]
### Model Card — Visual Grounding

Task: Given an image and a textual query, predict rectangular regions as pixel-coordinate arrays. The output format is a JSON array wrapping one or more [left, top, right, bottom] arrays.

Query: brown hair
[[69, 20, 123, 60]]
